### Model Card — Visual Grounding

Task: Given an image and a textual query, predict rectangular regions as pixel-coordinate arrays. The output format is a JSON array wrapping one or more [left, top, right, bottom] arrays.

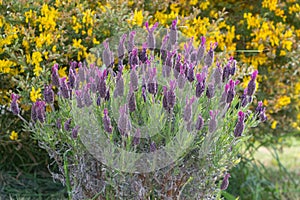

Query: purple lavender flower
[[173, 55, 182, 79], [234, 111, 245, 137], [59, 77, 70, 99], [196, 36, 206, 63], [105, 89, 110, 101], [163, 51, 175, 77], [118, 33, 127, 61], [190, 50, 197, 64], [162, 86, 168, 110], [186, 120, 193, 132], [247, 70, 258, 96], [31, 103, 37, 123], [10, 94, 20, 115], [118, 105, 131, 136], [187, 63, 195, 82], [220, 84, 230, 105], [222, 62, 231, 82], [142, 86, 147, 102], [130, 65, 138, 91], [230, 59, 236, 75], [147, 67, 157, 95], [56, 118, 61, 129], [83, 85, 92, 107], [177, 64, 186, 89], [51, 64, 60, 87], [78, 64, 85, 83], [35, 101, 46, 123], [127, 31, 136, 53], [195, 72, 206, 98], [102, 40, 113, 67], [167, 80, 176, 109], [114, 66, 124, 97], [98, 70, 107, 98], [240, 89, 248, 107], [208, 110, 218, 133], [75, 90, 84, 108], [145, 22, 158, 50], [129, 48, 139, 67], [139, 43, 148, 63], [184, 97, 196, 122], [127, 86, 136, 112], [195, 114, 204, 130], [220, 173, 231, 190], [150, 141, 156, 152], [226, 80, 236, 104], [103, 108, 113, 133], [132, 129, 141, 146], [169, 19, 178, 46], [44, 85, 54, 104], [184, 38, 194, 62], [259, 108, 267, 122], [68, 67, 76, 89], [96, 95, 101, 106], [213, 63, 222, 86], [255, 101, 267, 122], [206, 83, 215, 99], [204, 42, 217, 67], [160, 35, 169, 62], [64, 118, 72, 131], [72, 125, 80, 139], [89, 77, 97, 93]]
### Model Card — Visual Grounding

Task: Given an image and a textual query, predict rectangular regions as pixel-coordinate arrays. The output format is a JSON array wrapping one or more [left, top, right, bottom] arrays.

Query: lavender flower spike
[[247, 70, 258, 96], [36, 101, 46, 123], [132, 128, 141, 146], [130, 65, 138, 91], [220, 173, 231, 190], [118, 105, 131, 136], [118, 33, 127, 61], [103, 108, 113, 133], [127, 31, 136, 53], [44, 85, 54, 104], [169, 19, 178, 46], [234, 111, 245, 137], [72, 125, 80, 139], [195, 72, 206, 98], [196, 36, 206, 63], [60, 77, 70, 99], [167, 80, 176, 109], [184, 97, 196, 122], [177, 64, 186, 89], [204, 42, 217, 67], [127, 86, 137, 112], [10, 93, 20, 115], [64, 118, 72, 131], [51, 64, 60, 87], [102, 40, 113, 67], [195, 114, 204, 130], [114, 66, 124, 97], [208, 110, 218, 133], [150, 141, 156, 152], [145, 22, 159, 50]]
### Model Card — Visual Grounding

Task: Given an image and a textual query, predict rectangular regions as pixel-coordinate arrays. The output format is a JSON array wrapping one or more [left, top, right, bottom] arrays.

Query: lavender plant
[[13, 20, 266, 199]]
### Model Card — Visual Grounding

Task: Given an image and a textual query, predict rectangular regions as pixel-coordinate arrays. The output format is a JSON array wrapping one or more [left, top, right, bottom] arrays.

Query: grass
[[226, 137, 300, 200]]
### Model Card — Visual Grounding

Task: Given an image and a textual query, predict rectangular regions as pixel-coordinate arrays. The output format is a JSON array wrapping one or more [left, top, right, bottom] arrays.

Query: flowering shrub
[[13, 20, 266, 199], [126, 0, 300, 142]]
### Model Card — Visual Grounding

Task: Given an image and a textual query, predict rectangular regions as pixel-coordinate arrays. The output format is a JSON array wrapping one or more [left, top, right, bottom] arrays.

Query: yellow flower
[[271, 120, 277, 129], [275, 95, 291, 110], [30, 87, 42, 102], [129, 10, 143, 27], [58, 67, 67, 78], [32, 51, 43, 76], [199, 1, 210, 10], [9, 131, 18, 140]]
